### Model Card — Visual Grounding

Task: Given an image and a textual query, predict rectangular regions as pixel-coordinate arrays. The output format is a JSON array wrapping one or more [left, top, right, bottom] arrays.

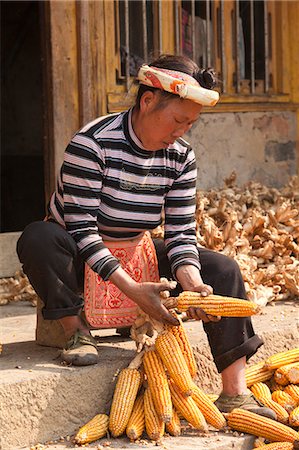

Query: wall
[[187, 110, 297, 190]]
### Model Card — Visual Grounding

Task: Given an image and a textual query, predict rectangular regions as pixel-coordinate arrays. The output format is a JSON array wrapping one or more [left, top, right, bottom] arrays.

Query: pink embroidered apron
[[84, 231, 159, 329]]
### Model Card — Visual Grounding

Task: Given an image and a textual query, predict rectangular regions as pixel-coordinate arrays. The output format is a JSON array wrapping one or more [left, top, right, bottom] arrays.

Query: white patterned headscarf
[[137, 65, 219, 107]]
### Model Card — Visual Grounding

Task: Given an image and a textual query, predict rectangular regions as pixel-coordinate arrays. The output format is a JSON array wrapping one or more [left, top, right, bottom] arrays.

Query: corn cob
[[143, 348, 172, 423], [245, 361, 274, 386], [275, 363, 299, 386], [155, 330, 194, 396], [264, 348, 299, 370], [165, 407, 181, 436], [74, 414, 109, 444], [272, 391, 298, 413], [126, 393, 145, 441], [191, 383, 226, 429], [258, 397, 289, 424], [167, 313, 197, 378], [109, 353, 143, 437], [173, 292, 260, 316], [255, 443, 295, 450], [227, 408, 299, 442], [251, 382, 272, 401], [289, 406, 299, 427], [144, 387, 165, 441], [285, 385, 299, 404], [169, 379, 208, 432]]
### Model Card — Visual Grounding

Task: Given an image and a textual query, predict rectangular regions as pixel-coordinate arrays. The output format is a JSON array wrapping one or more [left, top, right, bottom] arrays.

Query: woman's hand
[[109, 268, 179, 326], [130, 280, 180, 326], [176, 265, 221, 323], [185, 283, 221, 323]]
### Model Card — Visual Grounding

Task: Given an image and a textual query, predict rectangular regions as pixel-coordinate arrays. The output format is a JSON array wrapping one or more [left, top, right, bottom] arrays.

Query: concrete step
[[0, 300, 298, 450]]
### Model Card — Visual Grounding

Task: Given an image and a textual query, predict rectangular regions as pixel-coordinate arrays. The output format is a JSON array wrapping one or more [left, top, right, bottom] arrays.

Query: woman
[[17, 54, 274, 418]]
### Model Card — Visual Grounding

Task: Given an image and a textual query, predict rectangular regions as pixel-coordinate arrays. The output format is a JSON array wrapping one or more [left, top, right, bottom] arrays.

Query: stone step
[[0, 300, 298, 450]]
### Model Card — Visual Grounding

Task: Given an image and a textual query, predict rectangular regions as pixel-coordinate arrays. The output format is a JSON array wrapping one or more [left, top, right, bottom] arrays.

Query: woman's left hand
[[175, 265, 221, 323]]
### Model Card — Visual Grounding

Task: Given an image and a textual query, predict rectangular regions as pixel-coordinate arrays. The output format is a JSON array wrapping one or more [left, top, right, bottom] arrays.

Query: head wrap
[[137, 65, 219, 107]]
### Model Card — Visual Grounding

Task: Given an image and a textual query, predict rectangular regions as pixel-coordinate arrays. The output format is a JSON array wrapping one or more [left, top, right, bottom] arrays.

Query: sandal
[[215, 392, 277, 420], [61, 330, 99, 366]]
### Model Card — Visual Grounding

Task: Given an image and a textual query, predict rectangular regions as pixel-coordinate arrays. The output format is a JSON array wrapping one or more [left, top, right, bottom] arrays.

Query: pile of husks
[[1, 174, 298, 307], [153, 174, 299, 306]]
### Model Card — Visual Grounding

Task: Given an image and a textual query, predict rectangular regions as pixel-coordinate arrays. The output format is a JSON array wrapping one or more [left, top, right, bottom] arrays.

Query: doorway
[[1, 1, 45, 232]]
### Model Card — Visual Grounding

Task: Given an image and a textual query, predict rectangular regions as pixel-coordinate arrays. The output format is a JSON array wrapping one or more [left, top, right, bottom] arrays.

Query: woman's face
[[133, 91, 203, 151]]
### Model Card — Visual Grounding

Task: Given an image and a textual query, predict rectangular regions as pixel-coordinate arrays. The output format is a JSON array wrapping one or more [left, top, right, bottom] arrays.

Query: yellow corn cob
[[275, 363, 299, 386], [144, 387, 165, 441], [169, 379, 208, 432], [191, 383, 226, 429], [255, 443, 295, 450], [251, 382, 272, 400], [167, 313, 197, 378], [165, 407, 181, 436], [289, 406, 299, 427], [272, 391, 298, 413], [109, 353, 143, 437], [174, 292, 260, 316], [285, 385, 299, 404], [74, 414, 109, 444], [245, 361, 274, 386], [143, 348, 172, 423], [264, 348, 299, 370], [126, 394, 145, 441], [155, 330, 194, 396], [226, 408, 299, 442], [258, 397, 289, 424]]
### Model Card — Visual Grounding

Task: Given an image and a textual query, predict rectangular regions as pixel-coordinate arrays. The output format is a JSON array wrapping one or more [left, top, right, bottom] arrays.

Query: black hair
[[135, 54, 217, 109]]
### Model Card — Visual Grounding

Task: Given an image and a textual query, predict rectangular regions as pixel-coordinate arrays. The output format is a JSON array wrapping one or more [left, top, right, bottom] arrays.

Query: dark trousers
[[17, 220, 263, 372]]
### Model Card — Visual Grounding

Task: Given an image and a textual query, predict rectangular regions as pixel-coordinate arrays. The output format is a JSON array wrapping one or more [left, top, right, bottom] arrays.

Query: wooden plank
[[41, 1, 80, 199], [77, 1, 97, 125]]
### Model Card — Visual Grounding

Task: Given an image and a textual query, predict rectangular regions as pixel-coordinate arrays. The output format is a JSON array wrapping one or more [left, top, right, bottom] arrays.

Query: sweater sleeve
[[163, 146, 200, 279], [60, 133, 120, 280]]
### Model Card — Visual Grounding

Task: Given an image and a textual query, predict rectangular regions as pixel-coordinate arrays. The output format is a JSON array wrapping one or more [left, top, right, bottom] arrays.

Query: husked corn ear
[[191, 383, 226, 429], [245, 361, 274, 387], [155, 330, 194, 396], [227, 408, 299, 442], [255, 443, 295, 450], [167, 314, 197, 378], [258, 397, 289, 424], [169, 379, 208, 432], [166, 407, 181, 436], [175, 292, 260, 316], [143, 348, 172, 423], [109, 367, 141, 437], [251, 382, 272, 400], [264, 348, 299, 370], [126, 394, 145, 441], [275, 363, 299, 386], [144, 387, 165, 441], [289, 406, 299, 427], [285, 385, 299, 404], [272, 390, 297, 413], [74, 414, 109, 444]]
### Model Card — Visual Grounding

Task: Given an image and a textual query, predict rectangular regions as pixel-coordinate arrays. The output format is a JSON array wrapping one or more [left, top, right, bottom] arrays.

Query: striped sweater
[[48, 109, 201, 280]]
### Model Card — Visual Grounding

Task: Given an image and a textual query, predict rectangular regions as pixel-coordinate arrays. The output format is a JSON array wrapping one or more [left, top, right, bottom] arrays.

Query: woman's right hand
[[109, 267, 179, 326], [130, 280, 180, 326]]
